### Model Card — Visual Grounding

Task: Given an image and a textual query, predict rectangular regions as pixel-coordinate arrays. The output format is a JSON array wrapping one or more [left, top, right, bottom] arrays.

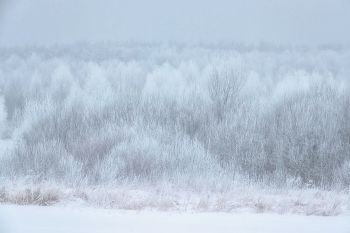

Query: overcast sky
[[0, 0, 350, 47]]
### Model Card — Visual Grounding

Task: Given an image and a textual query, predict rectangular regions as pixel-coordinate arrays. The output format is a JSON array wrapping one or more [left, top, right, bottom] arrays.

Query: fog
[[1, 0, 350, 217], [1, 0, 350, 46]]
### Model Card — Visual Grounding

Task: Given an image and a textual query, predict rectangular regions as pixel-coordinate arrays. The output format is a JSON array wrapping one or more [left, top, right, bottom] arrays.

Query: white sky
[[0, 0, 350, 46]]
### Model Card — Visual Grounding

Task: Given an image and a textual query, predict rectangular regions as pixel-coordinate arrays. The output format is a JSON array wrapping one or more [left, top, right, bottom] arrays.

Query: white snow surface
[[0, 204, 349, 233]]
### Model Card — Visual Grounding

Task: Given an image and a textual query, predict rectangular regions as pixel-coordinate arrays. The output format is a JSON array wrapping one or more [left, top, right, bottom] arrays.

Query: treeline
[[0, 44, 349, 189]]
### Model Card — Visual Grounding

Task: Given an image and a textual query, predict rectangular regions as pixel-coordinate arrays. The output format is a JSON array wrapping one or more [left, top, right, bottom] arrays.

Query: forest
[[0, 42, 349, 213]]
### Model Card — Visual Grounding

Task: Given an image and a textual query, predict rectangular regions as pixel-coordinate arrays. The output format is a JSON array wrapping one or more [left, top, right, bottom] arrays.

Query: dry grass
[[0, 182, 349, 216], [0, 183, 61, 206]]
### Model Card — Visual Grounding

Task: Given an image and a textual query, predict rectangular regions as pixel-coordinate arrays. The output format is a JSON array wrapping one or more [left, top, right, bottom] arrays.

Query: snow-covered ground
[[0, 204, 349, 233]]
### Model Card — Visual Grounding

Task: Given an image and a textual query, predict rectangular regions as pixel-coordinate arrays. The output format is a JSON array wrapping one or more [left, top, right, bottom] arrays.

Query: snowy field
[[1, 204, 350, 233], [1, 0, 350, 231], [0, 43, 350, 232]]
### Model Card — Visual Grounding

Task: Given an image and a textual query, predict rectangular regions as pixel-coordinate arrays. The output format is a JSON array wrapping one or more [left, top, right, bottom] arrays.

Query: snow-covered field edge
[[2, 204, 350, 233], [0, 181, 349, 216]]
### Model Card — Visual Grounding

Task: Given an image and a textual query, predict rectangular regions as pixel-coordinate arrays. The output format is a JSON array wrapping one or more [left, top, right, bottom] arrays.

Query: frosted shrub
[[3, 78, 25, 120], [68, 123, 133, 178], [96, 128, 221, 186], [13, 98, 56, 140], [4, 139, 80, 182], [257, 81, 350, 185], [0, 95, 7, 137], [334, 160, 350, 187]]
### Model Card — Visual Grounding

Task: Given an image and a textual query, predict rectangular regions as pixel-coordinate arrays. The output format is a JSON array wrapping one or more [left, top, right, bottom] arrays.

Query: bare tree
[[208, 62, 247, 121]]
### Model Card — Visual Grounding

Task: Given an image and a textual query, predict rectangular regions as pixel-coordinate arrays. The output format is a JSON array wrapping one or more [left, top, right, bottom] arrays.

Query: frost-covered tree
[[207, 59, 247, 121], [0, 93, 8, 137], [1, 43, 350, 189]]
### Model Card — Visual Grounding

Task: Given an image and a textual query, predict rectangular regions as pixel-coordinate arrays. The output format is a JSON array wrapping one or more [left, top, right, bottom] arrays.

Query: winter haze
[[1, 0, 350, 46], [0, 1, 350, 233]]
